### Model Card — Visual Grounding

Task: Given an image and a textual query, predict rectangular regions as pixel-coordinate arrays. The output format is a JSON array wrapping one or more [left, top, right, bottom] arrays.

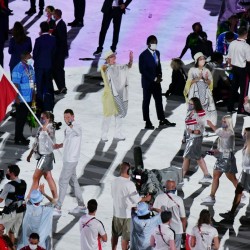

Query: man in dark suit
[[0, 3, 9, 66], [139, 35, 176, 129], [68, 0, 85, 27], [25, 0, 45, 16], [52, 9, 68, 94], [93, 0, 132, 56], [33, 21, 56, 113]]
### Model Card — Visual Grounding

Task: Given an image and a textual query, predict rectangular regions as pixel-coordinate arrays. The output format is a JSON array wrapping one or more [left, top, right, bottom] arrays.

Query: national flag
[[0, 66, 17, 122]]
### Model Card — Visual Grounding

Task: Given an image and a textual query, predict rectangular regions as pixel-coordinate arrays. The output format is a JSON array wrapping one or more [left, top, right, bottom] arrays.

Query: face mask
[[6, 173, 10, 180], [166, 189, 176, 194], [243, 134, 246, 140], [52, 16, 56, 20], [188, 104, 194, 111], [222, 123, 228, 129], [40, 118, 46, 125], [26, 58, 34, 66], [29, 244, 38, 250], [198, 59, 205, 67], [44, 13, 49, 17], [150, 44, 157, 51]]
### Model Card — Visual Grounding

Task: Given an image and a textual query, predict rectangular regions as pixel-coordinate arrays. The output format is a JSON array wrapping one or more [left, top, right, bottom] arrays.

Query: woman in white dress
[[190, 209, 220, 250], [184, 52, 217, 125]]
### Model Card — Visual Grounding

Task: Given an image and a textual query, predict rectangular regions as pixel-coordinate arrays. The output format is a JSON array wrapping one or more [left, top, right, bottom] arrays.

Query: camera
[[53, 121, 62, 130]]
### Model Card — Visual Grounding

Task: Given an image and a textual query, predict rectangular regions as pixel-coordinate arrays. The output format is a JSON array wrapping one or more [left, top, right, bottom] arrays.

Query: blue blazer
[[33, 33, 56, 69], [139, 49, 162, 89]]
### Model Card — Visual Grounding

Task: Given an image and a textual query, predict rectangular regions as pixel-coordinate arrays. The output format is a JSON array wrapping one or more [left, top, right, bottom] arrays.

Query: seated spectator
[[18, 187, 54, 250], [130, 202, 162, 250], [179, 22, 213, 59], [190, 209, 219, 250], [20, 233, 45, 250], [79, 199, 107, 250], [150, 211, 176, 250], [216, 31, 238, 55], [165, 58, 187, 98], [206, 52, 235, 112]]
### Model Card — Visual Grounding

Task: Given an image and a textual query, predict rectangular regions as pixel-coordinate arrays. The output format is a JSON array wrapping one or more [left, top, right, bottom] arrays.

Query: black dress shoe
[[145, 122, 154, 130], [93, 48, 103, 56], [25, 9, 36, 15], [159, 119, 176, 127], [68, 20, 83, 27], [38, 10, 43, 16], [54, 88, 67, 95]]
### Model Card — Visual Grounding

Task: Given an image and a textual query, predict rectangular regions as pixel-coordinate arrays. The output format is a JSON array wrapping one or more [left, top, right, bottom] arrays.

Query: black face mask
[[5, 174, 10, 180]]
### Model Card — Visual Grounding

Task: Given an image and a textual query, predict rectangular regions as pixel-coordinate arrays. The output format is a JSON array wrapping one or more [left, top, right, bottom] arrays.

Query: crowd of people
[[1, 0, 250, 249]]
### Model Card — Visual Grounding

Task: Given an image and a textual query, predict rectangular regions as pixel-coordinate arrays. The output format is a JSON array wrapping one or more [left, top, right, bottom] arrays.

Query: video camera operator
[[0, 165, 27, 245]]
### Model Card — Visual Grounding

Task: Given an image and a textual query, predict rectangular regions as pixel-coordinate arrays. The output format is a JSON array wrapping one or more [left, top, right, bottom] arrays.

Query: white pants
[[101, 116, 124, 140]]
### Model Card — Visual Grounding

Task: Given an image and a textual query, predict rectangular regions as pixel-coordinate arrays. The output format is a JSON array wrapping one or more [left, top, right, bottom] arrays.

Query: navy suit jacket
[[139, 49, 162, 89], [52, 19, 68, 58], [33, 33, 56, 69], [101, 0, 132, 13]]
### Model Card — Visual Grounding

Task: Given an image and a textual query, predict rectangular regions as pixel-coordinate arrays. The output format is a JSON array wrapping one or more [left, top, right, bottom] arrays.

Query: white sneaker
[[199, 175, 213, 184], [53, 207, 62, 216], [240, 193, 248, 204], [69, 205, 87, 214], [201, 195, 216, 204]]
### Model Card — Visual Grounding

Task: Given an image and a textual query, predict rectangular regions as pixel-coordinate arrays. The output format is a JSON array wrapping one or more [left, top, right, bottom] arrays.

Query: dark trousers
[[73, 0, 85, 23], [35, 68, 54, 112], [142, 84, 165, 122], [0, 38, 4, 67], [15, 102, 30, 141], [30, 0, 44, 10], [52, 54, 66, 91], [98, 8, 123, 52], [229, 66, 249, 113]]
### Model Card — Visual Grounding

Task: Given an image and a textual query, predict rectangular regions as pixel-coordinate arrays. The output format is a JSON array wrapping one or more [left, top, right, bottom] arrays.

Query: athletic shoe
[[145, 122, 154, 130], [69, 205, 87, 214], [53, 207, 62, 216], [199, 175, 213, 184], [240, 193, 248, 204], [201, 195, 216, 204], [101, 137, 108, 142]]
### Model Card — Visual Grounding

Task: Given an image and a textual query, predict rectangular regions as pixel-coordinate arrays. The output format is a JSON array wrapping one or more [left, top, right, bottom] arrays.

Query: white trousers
[[101, 116, 124, 140]]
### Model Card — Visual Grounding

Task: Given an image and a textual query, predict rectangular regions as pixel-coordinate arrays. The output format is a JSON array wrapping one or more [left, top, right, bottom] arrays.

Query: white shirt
[[55, 18, 61, 26], [63, 121, 82, 162], [228, 39, 250, 68], [79, 214, 106, 250], [112, 0, 119, 7], [111, 176, 141, 218], [191, 224, 218, 250], [151, 224, 175, 250], [153, 193, 186, 234]]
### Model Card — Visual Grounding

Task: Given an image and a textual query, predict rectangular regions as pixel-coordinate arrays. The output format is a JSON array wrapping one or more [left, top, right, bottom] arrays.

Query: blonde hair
[[223, 115, 234, 133], [170, 58, 184, 71]]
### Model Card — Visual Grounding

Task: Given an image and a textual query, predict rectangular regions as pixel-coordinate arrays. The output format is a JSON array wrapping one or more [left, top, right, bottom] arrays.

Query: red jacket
[[20, 246, 46, 250]]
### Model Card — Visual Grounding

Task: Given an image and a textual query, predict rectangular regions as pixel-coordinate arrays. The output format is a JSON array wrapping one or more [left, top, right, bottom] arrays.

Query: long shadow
[[74, 56, 103, 100], [67, 27, 83, 51], [203, 0, 223, 16], [23, 14, 43, 30]]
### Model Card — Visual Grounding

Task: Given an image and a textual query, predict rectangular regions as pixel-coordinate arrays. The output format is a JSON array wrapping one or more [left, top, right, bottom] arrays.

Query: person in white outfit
[[190, 209, 219, 250], [79, 199, 107, 250], [100, 50, 133, 141], [150, 211, 177, 250], [153, 180, 186, 250], [54, 109, 85, 215]]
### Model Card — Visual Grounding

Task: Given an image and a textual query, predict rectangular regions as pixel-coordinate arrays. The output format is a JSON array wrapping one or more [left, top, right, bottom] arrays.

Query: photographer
[[26, 111, 58, 201], [153, 180, 186, 250], [0, 165, 27, 245]]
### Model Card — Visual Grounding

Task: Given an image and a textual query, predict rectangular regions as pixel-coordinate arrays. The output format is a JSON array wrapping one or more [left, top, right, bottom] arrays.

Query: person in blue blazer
[[139, 35, 176, 129], [33, 21, 56, 113]]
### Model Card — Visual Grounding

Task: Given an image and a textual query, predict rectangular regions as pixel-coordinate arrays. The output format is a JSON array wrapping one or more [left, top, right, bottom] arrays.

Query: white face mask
[[150, 43, 157, 51], [29, 244, 38, 250], [26, 58, 34, 66], [198, 59, 205, 67]]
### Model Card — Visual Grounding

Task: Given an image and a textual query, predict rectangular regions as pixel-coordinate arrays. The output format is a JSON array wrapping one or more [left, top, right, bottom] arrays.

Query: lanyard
[[166, 193, 180, 208], [22, 62, 33, 81]]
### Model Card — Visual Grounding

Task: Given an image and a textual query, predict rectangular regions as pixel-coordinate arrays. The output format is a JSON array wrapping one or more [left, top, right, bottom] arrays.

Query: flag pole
[[0, 65, 42, 128]]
